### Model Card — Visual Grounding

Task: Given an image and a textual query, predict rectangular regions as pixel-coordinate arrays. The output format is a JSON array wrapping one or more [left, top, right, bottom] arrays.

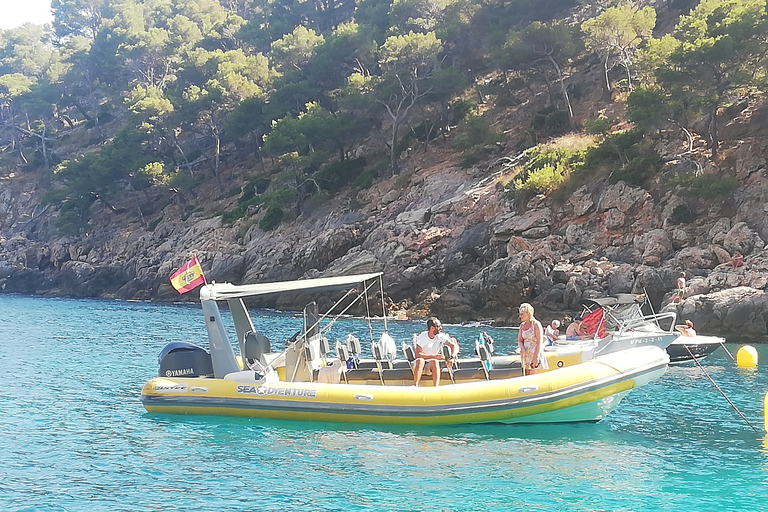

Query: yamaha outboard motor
[[158, 342, 214, 378]]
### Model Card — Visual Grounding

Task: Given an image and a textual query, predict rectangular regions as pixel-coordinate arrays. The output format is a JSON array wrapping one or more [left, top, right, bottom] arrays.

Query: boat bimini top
[[198, 272, 388, 381], [200, 272, 385, 301]]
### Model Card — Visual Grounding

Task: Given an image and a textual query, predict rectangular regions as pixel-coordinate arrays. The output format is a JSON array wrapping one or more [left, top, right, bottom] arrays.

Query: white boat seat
[[441, 343, 456, 384], [475, 339, 492, 380], [402, 342, 416, 374], [342, 366, 524, 384], [480, 332, 495, 354], [243, 331, 271, 371], [370, 341, 386, 384], [347, 334, 362, 360], [402, 342, 416, 362], [335, 341, 351, 383]]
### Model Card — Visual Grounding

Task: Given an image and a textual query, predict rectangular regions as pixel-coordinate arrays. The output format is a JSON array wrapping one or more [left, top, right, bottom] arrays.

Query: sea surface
[[1, 294, 767, 512]]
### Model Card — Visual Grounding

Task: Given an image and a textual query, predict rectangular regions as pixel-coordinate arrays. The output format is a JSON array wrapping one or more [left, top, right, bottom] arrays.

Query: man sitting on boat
[[565, 316, 589, 340], [544, 320, 560, 344], [413, 317, 460, 387]]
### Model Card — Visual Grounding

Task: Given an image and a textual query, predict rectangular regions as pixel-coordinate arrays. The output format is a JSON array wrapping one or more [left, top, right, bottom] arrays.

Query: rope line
[[685, 344, 758, 433]]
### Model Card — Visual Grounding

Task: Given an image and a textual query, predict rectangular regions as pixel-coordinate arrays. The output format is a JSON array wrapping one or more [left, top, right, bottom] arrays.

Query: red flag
[[169, 256, 206, 294]]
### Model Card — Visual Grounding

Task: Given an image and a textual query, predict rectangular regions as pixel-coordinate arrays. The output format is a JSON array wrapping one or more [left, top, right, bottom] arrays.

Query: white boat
[[141, 273, 669, 425], [550, 294, 678, 356], [667, 335, 725, 363]]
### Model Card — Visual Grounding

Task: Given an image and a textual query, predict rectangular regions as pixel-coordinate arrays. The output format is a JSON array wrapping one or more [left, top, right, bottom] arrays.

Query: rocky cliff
[[2, 102, 768, 341]]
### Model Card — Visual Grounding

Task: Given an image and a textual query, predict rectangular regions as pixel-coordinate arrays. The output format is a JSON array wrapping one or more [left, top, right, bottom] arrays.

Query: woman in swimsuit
[[517, 303, 548, 375]]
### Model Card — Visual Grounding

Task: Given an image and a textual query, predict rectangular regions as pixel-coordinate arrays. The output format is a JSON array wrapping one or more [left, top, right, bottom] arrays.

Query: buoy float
[[764, 391, 768, 434], [736, 345, 758, 367]]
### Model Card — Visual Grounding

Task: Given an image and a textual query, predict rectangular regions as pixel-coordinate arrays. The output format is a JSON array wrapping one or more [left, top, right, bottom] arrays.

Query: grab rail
[[617, 311, 677, 334]]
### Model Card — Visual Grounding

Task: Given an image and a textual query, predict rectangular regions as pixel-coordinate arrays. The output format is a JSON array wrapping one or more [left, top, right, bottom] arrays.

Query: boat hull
[[141, 346, 668, 425], [667, 335, 724, 363]]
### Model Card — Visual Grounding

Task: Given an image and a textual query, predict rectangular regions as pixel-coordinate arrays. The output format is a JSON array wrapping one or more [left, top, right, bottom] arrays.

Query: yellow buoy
[[737, 345, 758, 367], [765, 391, 768, 434]]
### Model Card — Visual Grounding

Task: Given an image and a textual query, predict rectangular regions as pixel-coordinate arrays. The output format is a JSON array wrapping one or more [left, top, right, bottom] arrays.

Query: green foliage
[[510, 142, 588, 194], [449, 99, 475, 126], [531, 107, 570, 137], [649, 0, 768, 155], [250, 177, 271, 195], [583, 117, 613, 135], [669, 204, 695, 224], [669, 173, 741, 199], [452, 115, 504, 151], [458, 151, 484, 169], [610, 152, 663, 187], [626, 87, 671, 132], [2, 0, 763, 240], [167, 170, 197, 191], [581, 1, 656, 90], [259, 205, 284, 231], [358, 156, 389, 188], [582, 130, 663, 188], [316, 158, 368, 193], [221, 207, 246, 225], [54, 196, 95, 235], [51, 127, 156, 205]]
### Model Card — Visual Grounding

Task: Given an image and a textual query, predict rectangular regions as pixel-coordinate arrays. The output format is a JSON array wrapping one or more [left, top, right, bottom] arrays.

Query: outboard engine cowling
[[158, 342, 214, 378]]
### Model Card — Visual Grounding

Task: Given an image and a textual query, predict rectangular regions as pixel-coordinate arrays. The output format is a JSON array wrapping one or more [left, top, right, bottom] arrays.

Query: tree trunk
[[548, 56, 576, 131], [253, 136, 266, 172], [389, 118, 401, 176], [212, 127, 224, 190], [602, 53, 613, 102], [40, 123, 51, 188], [707, 109, 719, 158]]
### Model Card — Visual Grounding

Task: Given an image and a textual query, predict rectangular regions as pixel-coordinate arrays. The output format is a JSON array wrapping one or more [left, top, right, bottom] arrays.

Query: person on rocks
[[731, 251, 744, 271], [544, 320, 561, 344], [413, 317, 459, 387], [673, 272, 687, 304], [565, 316, 588, 340], [518, 303, 548, 375], [675, 320, 696, 337]]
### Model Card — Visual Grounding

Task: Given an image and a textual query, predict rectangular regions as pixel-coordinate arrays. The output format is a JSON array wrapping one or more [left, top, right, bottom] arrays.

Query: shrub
[[315, 158, 367, 193], [669, 204, 694, 224], [584, 117, 613, 135], [252, 177, 271, 194], [259, 205, 284, 231], [221, 207, 246, 225], [510, 142, 587, 194], [671, 173, 740, 199], [582, 129, 661, 189], [459, 151, 483, 169], [531, 106, 570, 137], [610, 153, 663, 187], [452, 115, 504, 151], [54, 197, 94, 235], [449, 99, 475, 125]]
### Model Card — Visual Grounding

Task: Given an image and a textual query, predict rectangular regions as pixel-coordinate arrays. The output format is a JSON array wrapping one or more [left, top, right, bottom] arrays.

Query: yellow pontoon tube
[[142, 345, 668, 425]]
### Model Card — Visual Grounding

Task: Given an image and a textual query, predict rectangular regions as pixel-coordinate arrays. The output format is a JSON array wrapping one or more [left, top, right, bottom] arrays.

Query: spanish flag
[[169, 255, 206, 294]]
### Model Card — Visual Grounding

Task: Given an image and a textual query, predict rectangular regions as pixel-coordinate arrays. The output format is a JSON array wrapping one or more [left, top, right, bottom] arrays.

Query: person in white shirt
[[544, 319, 560, 344], [413, 317, 459, 387]]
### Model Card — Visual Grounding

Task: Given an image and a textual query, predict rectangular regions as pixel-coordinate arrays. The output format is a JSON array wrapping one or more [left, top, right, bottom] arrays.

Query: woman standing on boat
[[518, 303, 548, 375]]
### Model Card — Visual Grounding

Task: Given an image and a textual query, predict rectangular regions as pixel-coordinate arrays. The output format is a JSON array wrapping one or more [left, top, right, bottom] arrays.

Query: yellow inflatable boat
[[141, 273, 669, 425]]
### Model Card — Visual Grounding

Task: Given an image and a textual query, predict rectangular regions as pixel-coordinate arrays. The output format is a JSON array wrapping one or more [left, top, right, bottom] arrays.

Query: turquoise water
[[1, 294, 767, 511]]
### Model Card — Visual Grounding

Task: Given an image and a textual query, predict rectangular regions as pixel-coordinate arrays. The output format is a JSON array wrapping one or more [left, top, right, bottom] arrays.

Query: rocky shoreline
[[2, 112, 768, 341]]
